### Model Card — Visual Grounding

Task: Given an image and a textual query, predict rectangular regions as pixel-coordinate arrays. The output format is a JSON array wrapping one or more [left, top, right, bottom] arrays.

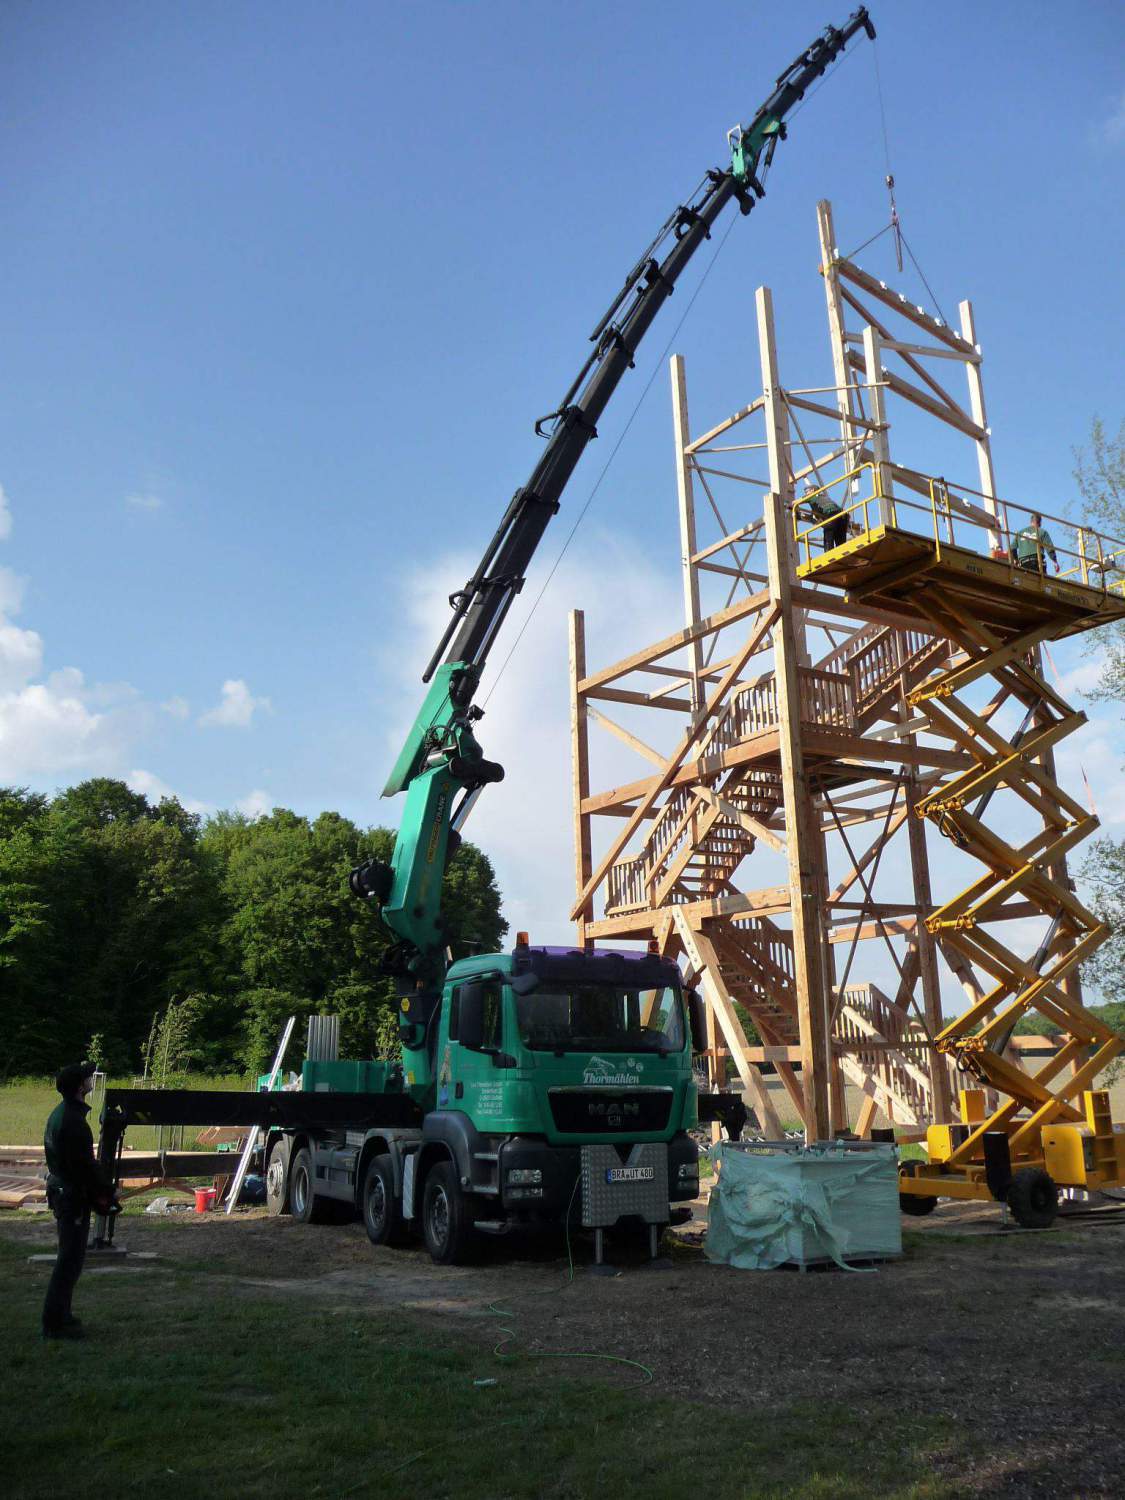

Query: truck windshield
[[515, 985, 684, 1054]]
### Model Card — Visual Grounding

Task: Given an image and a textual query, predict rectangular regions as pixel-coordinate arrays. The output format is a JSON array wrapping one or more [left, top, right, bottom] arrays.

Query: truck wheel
[[1007, 1167, 1058, 1230], [362, 1153, 404, 1247], [898, 1161, 938, 1217], [289, 1146, 332, 1224], [422, 1161, 476, 1265], [265, 1139, 291, 1216]]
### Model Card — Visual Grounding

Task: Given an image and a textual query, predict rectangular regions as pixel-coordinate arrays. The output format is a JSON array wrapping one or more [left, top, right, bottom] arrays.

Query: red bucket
[[194, 1187, 217, 1214]]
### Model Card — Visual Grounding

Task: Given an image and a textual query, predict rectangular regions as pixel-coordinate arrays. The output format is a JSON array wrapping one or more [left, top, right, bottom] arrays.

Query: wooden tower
[[567, 200, 1125, 1145]]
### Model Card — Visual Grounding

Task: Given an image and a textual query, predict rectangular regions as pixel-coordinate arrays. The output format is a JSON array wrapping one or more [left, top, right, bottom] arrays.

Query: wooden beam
[[671, 354, 706, 715], [576, 588, 771, 694], [832, 257, 976, 356], [569, 611, 593, 945], [672, 912, 786, 1136], [570, 601, 781, 919], [585, 705, 666, 768], [580, 730, 782, 816], [759, 282, 831, 1145]]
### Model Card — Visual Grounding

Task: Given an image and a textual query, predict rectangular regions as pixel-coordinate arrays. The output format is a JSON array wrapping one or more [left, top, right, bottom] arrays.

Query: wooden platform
[[798, 525, 1125, 639]]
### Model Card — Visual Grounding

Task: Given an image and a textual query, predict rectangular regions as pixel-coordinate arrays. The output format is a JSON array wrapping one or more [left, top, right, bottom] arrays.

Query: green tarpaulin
[[705, 1142, 902, 1270]]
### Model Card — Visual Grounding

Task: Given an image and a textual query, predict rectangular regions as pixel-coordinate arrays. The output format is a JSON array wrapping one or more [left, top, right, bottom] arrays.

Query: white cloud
[[0, 483, 157, 783], [1056, 716, 1125, 826], [199, 678, 271, 729], [236, 788, 272, 819], [127, 768, 211, 816], [126, 493, 163, 511], [0, 565, 25, 616], [0, 671, 125, 779], [1054, 654, 1109, 699], [381, 530, 682, 946], [1095, 89, 1125, 147], [0, 619, 45, 692], [161, 695, 190, 719]]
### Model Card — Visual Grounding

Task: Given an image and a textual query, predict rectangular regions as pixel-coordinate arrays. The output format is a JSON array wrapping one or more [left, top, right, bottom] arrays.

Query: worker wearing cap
[[1013, 513, 1059, 574], [41, 1061, 115, 1340], [801, 479, 848, 552]]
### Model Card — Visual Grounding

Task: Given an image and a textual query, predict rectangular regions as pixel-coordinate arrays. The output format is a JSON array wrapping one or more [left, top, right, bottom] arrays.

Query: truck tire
[[422, 1160, 476, 1265], [289, 1146, 333, 1224], [265, 1138, 291, 1216], [362, 1153, 405, 1247], [1007, 1167, 1057, 1230]]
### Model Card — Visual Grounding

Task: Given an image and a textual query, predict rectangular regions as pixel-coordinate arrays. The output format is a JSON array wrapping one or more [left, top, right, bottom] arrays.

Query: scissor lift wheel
[[898, 1160, 938, 1217], [1006, 1167, 1058, 1230]]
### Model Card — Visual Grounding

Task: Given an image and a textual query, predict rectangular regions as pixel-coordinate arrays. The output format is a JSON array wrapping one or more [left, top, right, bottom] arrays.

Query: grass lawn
[[0, 1229, 961, 1500], [0, 1073, 249, 1149]]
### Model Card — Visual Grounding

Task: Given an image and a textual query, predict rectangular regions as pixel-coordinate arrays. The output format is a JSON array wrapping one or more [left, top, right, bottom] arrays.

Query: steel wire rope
[[480, 205, 741, 709], [479, 36, 872, 709], [870, 38, 951, 327]]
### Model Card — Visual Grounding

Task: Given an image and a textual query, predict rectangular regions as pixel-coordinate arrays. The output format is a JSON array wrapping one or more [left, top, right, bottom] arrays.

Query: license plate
[[606, 1166, 654, 1184]]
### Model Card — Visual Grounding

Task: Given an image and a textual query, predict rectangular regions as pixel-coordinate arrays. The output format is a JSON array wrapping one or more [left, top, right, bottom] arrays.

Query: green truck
[[264, 941, 706, 1263], [95, 9, 874, 1265]]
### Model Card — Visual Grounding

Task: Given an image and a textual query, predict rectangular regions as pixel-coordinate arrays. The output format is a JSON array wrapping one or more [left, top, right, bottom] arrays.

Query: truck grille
[[547, 1087, 672, 1135]]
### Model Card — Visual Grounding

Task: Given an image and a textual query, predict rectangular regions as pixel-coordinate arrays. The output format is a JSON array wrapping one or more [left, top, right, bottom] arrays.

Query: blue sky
[[1, 1, 1123, 984]]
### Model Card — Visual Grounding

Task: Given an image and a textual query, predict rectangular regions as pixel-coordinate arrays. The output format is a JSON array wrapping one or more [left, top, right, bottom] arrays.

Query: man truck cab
[[268, 941, 704, 1264]]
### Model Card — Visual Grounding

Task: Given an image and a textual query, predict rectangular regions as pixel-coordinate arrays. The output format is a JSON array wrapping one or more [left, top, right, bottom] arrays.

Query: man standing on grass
[[41, 1061, 116, 1341]]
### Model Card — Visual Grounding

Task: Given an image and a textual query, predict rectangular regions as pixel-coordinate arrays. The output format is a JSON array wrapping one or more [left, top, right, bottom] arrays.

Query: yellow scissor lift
[[795, 468, 1125, 1227]]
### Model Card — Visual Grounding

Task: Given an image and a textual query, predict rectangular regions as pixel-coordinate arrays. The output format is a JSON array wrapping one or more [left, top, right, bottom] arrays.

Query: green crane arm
[[352, 8, 876, 993]]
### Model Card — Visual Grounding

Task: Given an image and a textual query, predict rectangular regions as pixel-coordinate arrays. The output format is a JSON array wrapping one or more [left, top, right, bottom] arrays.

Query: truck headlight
[[506, 1168, 543, 1186], [677, 1162, 699, 1180]]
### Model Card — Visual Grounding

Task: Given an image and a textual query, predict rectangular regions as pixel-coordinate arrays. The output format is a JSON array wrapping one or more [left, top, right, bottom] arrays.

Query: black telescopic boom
[[422, 7, 874, 686]]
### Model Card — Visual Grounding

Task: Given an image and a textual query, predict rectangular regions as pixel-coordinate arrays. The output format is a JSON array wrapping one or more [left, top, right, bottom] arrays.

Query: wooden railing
[[834, 983, 933, 1124]]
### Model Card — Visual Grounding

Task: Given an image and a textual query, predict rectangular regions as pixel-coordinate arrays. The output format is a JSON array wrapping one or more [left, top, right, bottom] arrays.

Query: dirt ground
[[7, 1190, 1124, 1499]]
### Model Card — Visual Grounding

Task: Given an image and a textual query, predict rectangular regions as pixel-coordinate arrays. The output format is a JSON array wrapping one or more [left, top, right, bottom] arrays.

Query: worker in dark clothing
[[801, 479, 848, 552], [1013, 512, 1059, 574], [41, 1060, 115, 1340]]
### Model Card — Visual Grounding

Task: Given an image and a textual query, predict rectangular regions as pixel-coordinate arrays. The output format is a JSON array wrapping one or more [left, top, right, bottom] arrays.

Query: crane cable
[[478, 29, 868, 710], [845, 41, 950, 329], [480, 205, 741, 710]]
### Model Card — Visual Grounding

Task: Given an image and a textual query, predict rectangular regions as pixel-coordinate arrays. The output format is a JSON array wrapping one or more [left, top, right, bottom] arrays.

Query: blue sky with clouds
[[1, 1, 1123, 988]]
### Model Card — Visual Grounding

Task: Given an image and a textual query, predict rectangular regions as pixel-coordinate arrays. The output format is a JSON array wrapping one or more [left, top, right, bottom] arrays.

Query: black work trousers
[[42, 1205, 90, 1332], [823, 513, 848, 550]]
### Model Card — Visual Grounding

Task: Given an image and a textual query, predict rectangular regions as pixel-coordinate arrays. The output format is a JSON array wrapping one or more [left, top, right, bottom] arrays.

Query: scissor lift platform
[[791, 482, 1125, 1228], [797, 523, 1125, 640]]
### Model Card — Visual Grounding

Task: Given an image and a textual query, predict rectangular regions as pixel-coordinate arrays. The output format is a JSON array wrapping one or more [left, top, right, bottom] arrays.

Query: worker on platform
[[801, 478, 848, 552], [1013, 512, 1059, 574], [41, 1060, 116, 1340]]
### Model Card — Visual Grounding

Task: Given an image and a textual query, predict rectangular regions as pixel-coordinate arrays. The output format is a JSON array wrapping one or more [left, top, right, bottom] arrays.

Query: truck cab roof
[[445, 943, 682, 989]]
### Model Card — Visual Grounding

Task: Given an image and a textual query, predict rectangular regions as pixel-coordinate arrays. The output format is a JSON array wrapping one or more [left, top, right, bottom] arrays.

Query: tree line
[[0, 778, 506, 1079]]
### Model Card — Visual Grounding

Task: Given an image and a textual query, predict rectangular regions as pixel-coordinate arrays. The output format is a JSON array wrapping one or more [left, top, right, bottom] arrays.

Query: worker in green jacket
[[41, 1061, 115, 1340], [801, 479, 848, 552], [1013, 513, 1059, 574]]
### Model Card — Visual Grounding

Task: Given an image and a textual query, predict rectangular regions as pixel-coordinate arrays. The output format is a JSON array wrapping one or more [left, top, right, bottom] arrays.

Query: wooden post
[[816, 199, 863, 475], [958, 299, 1002, 552], [817, 827, 848, 1133], [862, 324, 895, 526], [758, 284, 831, 1144], [569, 610, 593, 946], [671, 355, 706, 716]]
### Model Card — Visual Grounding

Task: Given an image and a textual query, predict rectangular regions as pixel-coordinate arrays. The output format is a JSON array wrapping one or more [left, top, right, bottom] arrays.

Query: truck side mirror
[[688, 988, 707, 1055], [458, 983, 486, 1051]]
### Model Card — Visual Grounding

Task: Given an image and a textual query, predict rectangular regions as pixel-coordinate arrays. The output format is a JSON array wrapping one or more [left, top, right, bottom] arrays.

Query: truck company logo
[[586, 1098, 640, 1124], [583, 1055, 644, 1085]]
